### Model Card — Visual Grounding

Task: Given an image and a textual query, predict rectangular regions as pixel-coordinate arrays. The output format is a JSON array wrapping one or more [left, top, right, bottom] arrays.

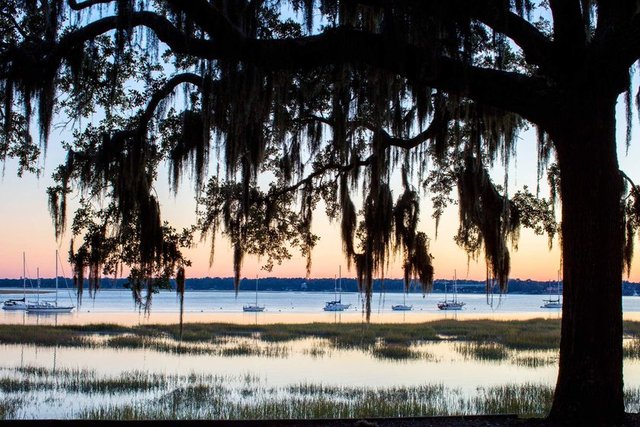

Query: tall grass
[[77, 382, 640, 420], [2, 362, 640, 420], [0, 397, 23, 419], [454, 342, 510, 361]]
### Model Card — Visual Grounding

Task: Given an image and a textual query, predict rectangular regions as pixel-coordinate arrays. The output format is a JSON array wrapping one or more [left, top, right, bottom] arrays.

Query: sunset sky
[[1, 98, 639, 282]]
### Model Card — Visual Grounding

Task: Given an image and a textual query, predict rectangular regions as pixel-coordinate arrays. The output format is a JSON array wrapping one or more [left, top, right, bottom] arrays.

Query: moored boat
[[323, 266, 351, 311], [27, 251, 74, 314], [438, 271, 465, 311], [2, 253, 29, 311], [243, 276, 265, 312]]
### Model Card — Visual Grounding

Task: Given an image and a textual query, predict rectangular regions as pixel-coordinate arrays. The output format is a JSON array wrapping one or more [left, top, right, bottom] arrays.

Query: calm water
[[2, 290, 640, 325], [2, 290, 640, 419], [1, 337, 639, 418]]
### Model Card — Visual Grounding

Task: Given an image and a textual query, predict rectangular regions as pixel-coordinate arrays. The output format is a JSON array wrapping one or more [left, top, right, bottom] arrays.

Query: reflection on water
[[2, 291, 640, 325], [0, 337, 639, 419]]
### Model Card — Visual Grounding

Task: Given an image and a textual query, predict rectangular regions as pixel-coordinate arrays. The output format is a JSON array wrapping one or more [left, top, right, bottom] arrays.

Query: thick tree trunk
[[548, 101, 624, 423]]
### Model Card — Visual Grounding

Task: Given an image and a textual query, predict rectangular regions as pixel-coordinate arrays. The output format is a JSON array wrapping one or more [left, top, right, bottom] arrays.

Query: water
[[2, 290, 640, 325], [1, 290, 640, 419], [1, 337, 639, 419]]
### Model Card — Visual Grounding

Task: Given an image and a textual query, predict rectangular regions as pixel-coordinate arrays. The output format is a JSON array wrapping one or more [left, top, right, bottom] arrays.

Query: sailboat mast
[[453, 270, 457, 303], [55, 250, 59, 305], [22, 252, 26, 301], [37, 268, 40, 304], [338, 265, 342, 302], [255, 275, 258, 305]]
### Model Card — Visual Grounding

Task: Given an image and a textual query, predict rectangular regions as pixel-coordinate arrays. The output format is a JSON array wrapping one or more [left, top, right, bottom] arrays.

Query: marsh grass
[[472, 384, 554, 417], [2, 320, 640, 358], [0, 396, 23, 419], [455, 342, 510, 361], [3, 362, 640, 420], [511, 354, 557, 368], [76, 382, 640, 420], [624, 338, 640, 359], [371, 343, 422, 360]]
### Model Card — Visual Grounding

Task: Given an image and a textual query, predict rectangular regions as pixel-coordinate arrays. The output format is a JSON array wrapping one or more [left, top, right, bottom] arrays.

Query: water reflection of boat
[[243, 276, 265, 312], [541, 270, 562, 309], [27, 251, 74, 314], [2, 253, 28, 311], [438, 271, 465, 311], [323, 267, 351, 312]]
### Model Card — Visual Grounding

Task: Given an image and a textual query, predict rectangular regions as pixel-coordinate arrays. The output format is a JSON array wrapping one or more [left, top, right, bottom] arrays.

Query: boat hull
[[323, 301, 351, 311], [243, 305, 265, 312], [2, 302, 26, 311], [437, 302, 465, 310], [27, 307, 74, 313], [26, 302, 74, 313], [541, 301, 562, 309], [391, 305, 413, 311]]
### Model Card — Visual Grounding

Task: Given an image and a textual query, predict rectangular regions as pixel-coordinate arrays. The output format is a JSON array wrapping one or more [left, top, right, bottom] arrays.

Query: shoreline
[[0, 289, 54, 294]]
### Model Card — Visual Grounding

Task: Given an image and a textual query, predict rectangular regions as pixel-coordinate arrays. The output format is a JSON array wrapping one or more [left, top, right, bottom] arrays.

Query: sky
[[0, 5, 639, 282], [2, 101, 639, 282]]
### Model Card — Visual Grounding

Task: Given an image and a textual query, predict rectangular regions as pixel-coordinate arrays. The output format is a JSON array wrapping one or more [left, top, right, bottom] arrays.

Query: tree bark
[[548, 99, 624, 423]]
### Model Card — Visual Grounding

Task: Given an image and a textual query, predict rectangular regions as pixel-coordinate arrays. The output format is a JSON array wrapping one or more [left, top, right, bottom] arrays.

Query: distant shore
[[0, 289, 54, 294]]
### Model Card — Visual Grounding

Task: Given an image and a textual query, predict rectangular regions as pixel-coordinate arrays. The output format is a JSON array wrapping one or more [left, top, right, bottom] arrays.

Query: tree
[[2, 0, 640, 423]]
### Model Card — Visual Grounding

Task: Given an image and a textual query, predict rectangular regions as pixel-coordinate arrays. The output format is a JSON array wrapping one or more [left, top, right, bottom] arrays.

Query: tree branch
[[137, 72, 203, 137], [266, 155, 373, 201], [549, 0, 586, 51], [164, 0, 245, 44], [343, 0, 552, 71], [36, 11, 551, 126], [68, 0, 115, 10]]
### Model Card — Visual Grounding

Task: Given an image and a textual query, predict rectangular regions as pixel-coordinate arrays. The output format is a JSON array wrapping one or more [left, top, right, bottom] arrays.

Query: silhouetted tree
[[2, 0, 640, 423]]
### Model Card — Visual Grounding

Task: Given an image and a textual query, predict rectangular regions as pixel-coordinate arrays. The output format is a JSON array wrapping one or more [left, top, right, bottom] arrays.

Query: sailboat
[[243, 276, 265, 312], [2, 253, 28, 311], [437, 271, 465, 310], [392, 280, 413, 311], [541, 270, 562, 309], [323, 266, 351, 311], [27, 250, 74, 314]]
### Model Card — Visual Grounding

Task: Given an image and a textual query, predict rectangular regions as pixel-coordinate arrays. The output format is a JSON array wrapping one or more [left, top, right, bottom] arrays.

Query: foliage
[[0, 0, 571, 316]]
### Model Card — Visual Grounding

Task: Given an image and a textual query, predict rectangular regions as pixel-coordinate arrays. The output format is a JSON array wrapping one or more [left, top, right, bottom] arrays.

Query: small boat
[[541, 270, 562, 309], [2, 298, 26, 311], [27, 251, 74, 314], [2, 253, 28, 311], [391, 303, 413, 311], [438, 271, 465, 311], [323, 266, 351, 312], [243, 276, 265, 312], [392, 283, 413, 311], [323, 300, 352, 311]]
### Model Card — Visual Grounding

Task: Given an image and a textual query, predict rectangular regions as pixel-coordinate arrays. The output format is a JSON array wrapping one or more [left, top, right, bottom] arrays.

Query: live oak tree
[[2, 0, 640, 423]]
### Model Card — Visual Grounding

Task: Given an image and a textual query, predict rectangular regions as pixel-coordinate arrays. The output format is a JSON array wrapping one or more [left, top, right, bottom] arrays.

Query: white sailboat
[[541, 270, 562, 309], [2, 253, 28, 311], [323, 266, 351, 311], [27, 251, 74, 314], [243, 276, 265, 312], [437, 271, 465, 310], [392, 280, 413, 311]]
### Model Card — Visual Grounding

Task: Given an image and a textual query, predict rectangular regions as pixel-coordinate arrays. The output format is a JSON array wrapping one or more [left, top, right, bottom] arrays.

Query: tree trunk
[[548, 100, 624, 423]]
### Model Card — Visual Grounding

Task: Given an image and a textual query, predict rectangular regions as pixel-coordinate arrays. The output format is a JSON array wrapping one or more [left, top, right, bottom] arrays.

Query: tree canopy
[[2, 0, 640, 422]]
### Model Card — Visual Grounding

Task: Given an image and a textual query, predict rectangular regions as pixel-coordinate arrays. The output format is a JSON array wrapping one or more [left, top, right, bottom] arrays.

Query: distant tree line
[[1, 277, 639, 296]]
